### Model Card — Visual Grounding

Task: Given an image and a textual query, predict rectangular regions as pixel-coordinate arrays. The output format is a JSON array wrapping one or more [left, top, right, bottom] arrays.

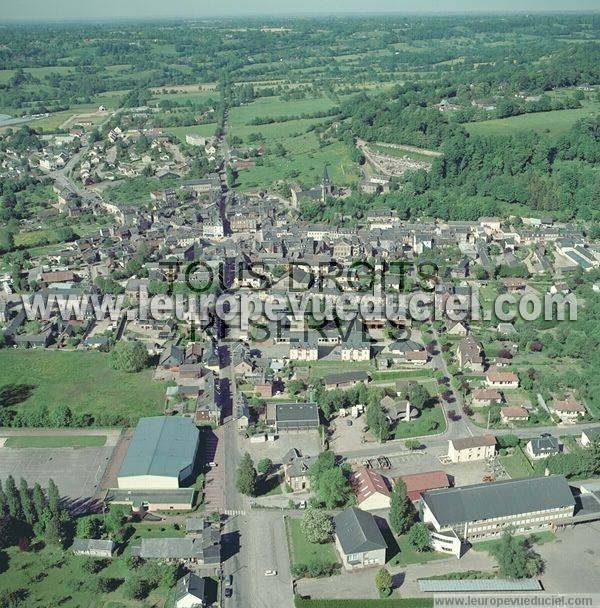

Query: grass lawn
[[167, 122, 218, 142], [499, 445, 537, 479], [3, 435, 107, 448], [0, 350, 167, 425], [285, 516, 338, 566], [464, 104, 599, 137], [130, 522, 186, 540], [472, 531, 555, 555], [394, 406, 446, 440], [298, 360, 374, 382], [388, 534, 448, 567], [372, 369, 433, 381]]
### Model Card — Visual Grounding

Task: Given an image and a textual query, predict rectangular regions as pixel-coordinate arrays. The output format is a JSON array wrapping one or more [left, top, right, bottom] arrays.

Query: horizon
[[2, 0, 599, 23]]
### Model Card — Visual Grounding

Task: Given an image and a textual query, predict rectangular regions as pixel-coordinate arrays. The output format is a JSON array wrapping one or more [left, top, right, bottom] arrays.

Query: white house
[[175, 573, 207, 608], [448, 435, 496, 463]]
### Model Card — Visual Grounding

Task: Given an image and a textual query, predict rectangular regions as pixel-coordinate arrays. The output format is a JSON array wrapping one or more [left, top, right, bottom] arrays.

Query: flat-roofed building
[[104, 488, 196, 511], [421, 475, 576, 542], [270, 402, 320, 432], [117, 417, 200, 490]]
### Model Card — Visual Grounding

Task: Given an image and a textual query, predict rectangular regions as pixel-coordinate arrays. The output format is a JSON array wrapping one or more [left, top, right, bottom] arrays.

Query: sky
[[1, 0, 599, 22]]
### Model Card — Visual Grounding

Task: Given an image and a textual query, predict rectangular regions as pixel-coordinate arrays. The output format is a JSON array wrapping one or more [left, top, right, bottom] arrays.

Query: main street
[[215, 109, 294, 607]]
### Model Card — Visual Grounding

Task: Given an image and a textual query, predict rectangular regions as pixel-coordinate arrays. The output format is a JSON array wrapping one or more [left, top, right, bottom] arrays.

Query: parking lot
[[349, 448, 495, 488], [241, 429, 322, 464], [0, 432, 118, 501]]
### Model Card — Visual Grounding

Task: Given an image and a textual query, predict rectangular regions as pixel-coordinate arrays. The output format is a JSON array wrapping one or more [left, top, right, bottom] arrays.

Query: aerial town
[[0, 6, 599, 608]]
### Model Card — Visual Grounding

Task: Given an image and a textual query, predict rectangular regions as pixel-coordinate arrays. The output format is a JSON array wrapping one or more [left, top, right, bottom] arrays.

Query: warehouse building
[[421, 475, 575, 544], [267, 402, 320, 432], [117, 417, 200, 490]]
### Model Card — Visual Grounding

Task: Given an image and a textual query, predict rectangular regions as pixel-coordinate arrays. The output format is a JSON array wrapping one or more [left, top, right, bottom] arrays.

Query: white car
[[264, 570, 277, 576]]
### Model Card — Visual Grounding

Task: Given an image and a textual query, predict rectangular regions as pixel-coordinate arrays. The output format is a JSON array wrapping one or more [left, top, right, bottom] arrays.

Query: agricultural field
[[465, 101, 600, 136], [223, 93, 366, 189], [0, 351, 167, 425]]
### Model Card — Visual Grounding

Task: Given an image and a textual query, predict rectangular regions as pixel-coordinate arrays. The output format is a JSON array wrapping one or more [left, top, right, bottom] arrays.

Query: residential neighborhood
[[0, 6, 600, 608]]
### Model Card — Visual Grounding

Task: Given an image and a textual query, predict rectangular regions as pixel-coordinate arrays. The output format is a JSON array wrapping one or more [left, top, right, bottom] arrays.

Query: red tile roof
[[351, 468, 391, 505], [399, 470, 451, 502]]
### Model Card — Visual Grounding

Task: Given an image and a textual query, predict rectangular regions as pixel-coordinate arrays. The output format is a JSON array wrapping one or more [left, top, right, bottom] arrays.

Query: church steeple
[[321, 165, 332, 202]]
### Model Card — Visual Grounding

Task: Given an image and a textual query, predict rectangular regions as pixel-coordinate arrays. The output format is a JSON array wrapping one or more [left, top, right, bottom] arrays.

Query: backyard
[[285, 516, 338, 567]]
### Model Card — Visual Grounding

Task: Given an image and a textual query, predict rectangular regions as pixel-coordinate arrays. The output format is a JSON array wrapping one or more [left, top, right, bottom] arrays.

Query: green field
[[4, 435, 107, 448], [372, 369, 433, 381], [228, 95, 336, 126], [167, 122, 218, 142], [465, 104, 599, 136], [393, 406, 446, 440], [0, 351, 166, 425], [285, 516, 338, 566], [0, 66, 75, 85]]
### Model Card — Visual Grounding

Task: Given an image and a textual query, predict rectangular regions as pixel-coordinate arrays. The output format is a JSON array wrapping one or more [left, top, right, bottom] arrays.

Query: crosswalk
[[224, 509, 246, 517]]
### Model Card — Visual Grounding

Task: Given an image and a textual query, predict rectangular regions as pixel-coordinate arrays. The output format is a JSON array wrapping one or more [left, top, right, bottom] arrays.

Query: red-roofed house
[[399, 471, 451, 502], [551, 399, 586, 421], [486, 368, 519, 389], [351, 468, 391, 511], [472, 389, 503, 407], [501, 406, 529, 423]]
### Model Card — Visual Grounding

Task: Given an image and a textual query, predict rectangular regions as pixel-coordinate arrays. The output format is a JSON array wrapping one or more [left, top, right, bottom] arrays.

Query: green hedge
[[294, 598, 434, 608]]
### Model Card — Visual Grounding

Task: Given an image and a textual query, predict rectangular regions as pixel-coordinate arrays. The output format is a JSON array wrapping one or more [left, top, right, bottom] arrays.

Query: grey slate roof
[[323, 371, 369, 386], [334, 507, 387, 555], [528, 434, 560, 456], [72, 538, 115, 553], [275, 403, 319, 425], [422, 475, 575, 528], [136, 530, 220, 563], [118, 416, 200, 479], [176, 573, 206, 603]]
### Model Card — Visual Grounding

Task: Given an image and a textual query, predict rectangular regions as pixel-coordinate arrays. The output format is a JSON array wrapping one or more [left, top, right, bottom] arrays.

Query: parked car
[[225, 587, 233, 598], [264, 570, 277, 576], [225, 575, 233, 586]]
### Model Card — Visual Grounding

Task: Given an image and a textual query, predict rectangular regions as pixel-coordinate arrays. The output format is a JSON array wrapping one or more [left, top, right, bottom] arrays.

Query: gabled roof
[[72, 538, 115, 553], [351, 468, 391, 505], [451, 435, 496, 451], [400, 470, 451, 501], [176, 573, 206, 603], [334, 507, 387, 555], [118, 416, 199, 479], [528, 434, 560, 455], [422, 475, 575, 528]]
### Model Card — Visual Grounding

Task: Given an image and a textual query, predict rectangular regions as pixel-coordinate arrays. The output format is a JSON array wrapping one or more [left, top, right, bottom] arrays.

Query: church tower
[[321, 165, 332, 202]]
